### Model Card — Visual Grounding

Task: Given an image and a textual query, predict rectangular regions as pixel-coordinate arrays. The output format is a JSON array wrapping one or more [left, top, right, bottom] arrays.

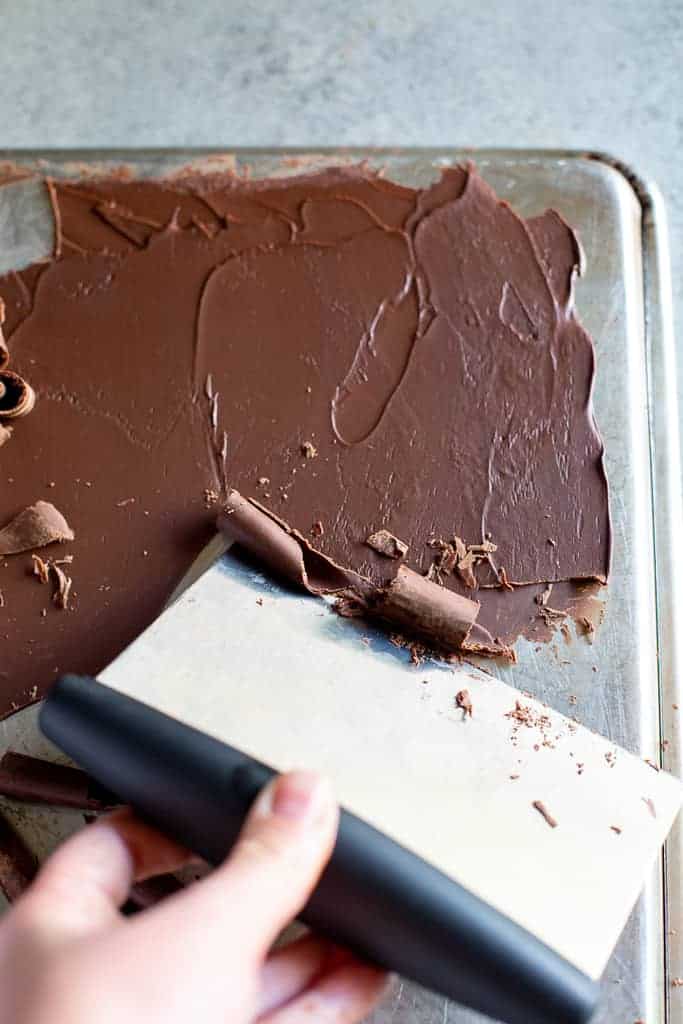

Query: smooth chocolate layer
[[0, 164, 609, 715]]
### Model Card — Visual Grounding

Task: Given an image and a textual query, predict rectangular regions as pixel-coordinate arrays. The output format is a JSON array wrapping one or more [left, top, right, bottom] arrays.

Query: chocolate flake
[[311, 520, 324, 538], [300, 441, 318, 459], [642, 797, 657, 819], [51, 563, 72, 610], [366, 529, 409, 560], [610, 825, 622, 835], [0, 501, 74, 555], [453, 535, 496, 590], [0, 423, 12, 448], [532, 800, 558, 829], [455, 688, 473, 718], [31, 554, 50, 584]]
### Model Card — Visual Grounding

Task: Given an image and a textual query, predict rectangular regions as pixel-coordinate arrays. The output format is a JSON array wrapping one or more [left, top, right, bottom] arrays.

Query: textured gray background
[[1, 0, 681, 370]]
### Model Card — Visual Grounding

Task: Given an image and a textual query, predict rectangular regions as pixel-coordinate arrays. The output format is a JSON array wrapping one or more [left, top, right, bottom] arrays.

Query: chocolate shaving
[[32, 554, 50, 584], [0, 423, 11, 448], [51, 563, 72, 609], [370, 564, 480, 652], [532, 800, 558, 829], [455, 688, 473, 718], [0, 501, 75, 555], [434, 534, 497, 590], [610, 825, 622, 835], [366, 529, 409, 560], [217, 493, 499, 655], [0, 752, 117, 811], [300, 441, 318, 459], [0, 807, 39, 902], [642, 797, 657, 819], [218, 490, 357, 594]]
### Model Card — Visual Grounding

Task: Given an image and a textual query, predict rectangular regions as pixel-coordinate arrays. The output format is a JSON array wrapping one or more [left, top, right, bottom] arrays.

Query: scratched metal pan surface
[[0, 149, 680, 1024]]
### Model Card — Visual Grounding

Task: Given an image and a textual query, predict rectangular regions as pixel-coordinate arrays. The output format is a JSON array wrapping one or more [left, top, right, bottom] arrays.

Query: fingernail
[[271, 771, 331, 825]]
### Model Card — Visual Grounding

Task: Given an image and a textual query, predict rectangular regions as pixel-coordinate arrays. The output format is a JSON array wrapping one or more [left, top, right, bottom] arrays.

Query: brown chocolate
[[0, 164, 609, 715]]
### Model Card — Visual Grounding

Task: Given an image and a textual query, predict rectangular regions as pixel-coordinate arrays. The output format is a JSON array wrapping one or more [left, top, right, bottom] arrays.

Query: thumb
[[139, 771, 339, 964]]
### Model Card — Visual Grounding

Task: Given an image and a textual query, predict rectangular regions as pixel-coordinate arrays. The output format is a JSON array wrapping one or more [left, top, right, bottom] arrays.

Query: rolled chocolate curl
[[217, 492, 509, 657], [217, 490, 359, 594], [370, 563, 480, 651], [0, 370, 36, 419]]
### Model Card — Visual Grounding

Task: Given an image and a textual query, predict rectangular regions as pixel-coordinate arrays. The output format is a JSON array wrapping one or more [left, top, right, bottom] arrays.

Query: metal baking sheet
[[0, 149, 680, 1024]]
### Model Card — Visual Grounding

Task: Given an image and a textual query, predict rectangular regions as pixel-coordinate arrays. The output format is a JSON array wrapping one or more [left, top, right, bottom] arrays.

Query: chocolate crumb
[[310, 520, 324, 538], [116, 497, 135, 507], [509, 774, 520, 780], [203, 488, 219, 508], [0, 589, 4, 608], [568, 694, 578, 706], [642, 797, 657, 819], [301, 441, 318, 459], [455, 688, 473, 718], [366, 529, 409, 560], [532, 800, 558, 829], [257, 476, 270, 486], [0, 424, 12, 448], [610, 825, 622, 835]]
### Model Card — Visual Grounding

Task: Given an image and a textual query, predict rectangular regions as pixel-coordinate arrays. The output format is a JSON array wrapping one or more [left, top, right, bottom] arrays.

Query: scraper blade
[[41, 536, 681, 1022]]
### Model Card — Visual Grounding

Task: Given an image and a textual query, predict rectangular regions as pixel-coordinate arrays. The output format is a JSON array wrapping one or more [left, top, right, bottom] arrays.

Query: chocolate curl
[[218, 490, 359, 594], [0, 500, 75, 555], [217, 491, 507, 656], [370, 564, 480, 651], [0, 370, 35, 419], [0, 752, 118, 812], [0, 808, 38, 902]]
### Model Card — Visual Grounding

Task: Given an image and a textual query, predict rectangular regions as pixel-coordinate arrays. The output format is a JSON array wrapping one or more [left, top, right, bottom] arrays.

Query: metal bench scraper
[[40, 532, 682, 1024]]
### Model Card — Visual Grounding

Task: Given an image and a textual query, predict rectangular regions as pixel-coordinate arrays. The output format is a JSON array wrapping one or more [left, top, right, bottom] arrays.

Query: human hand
[[0, 771, 388, 1023]]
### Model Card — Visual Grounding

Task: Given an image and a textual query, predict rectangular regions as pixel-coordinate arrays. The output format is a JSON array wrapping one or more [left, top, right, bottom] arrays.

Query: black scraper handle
[[41, 675, 598, 1024]]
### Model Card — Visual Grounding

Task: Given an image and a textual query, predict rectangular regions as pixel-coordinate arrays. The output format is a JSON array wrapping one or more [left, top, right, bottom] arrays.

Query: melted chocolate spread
[[0, 164, 610, 716]]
